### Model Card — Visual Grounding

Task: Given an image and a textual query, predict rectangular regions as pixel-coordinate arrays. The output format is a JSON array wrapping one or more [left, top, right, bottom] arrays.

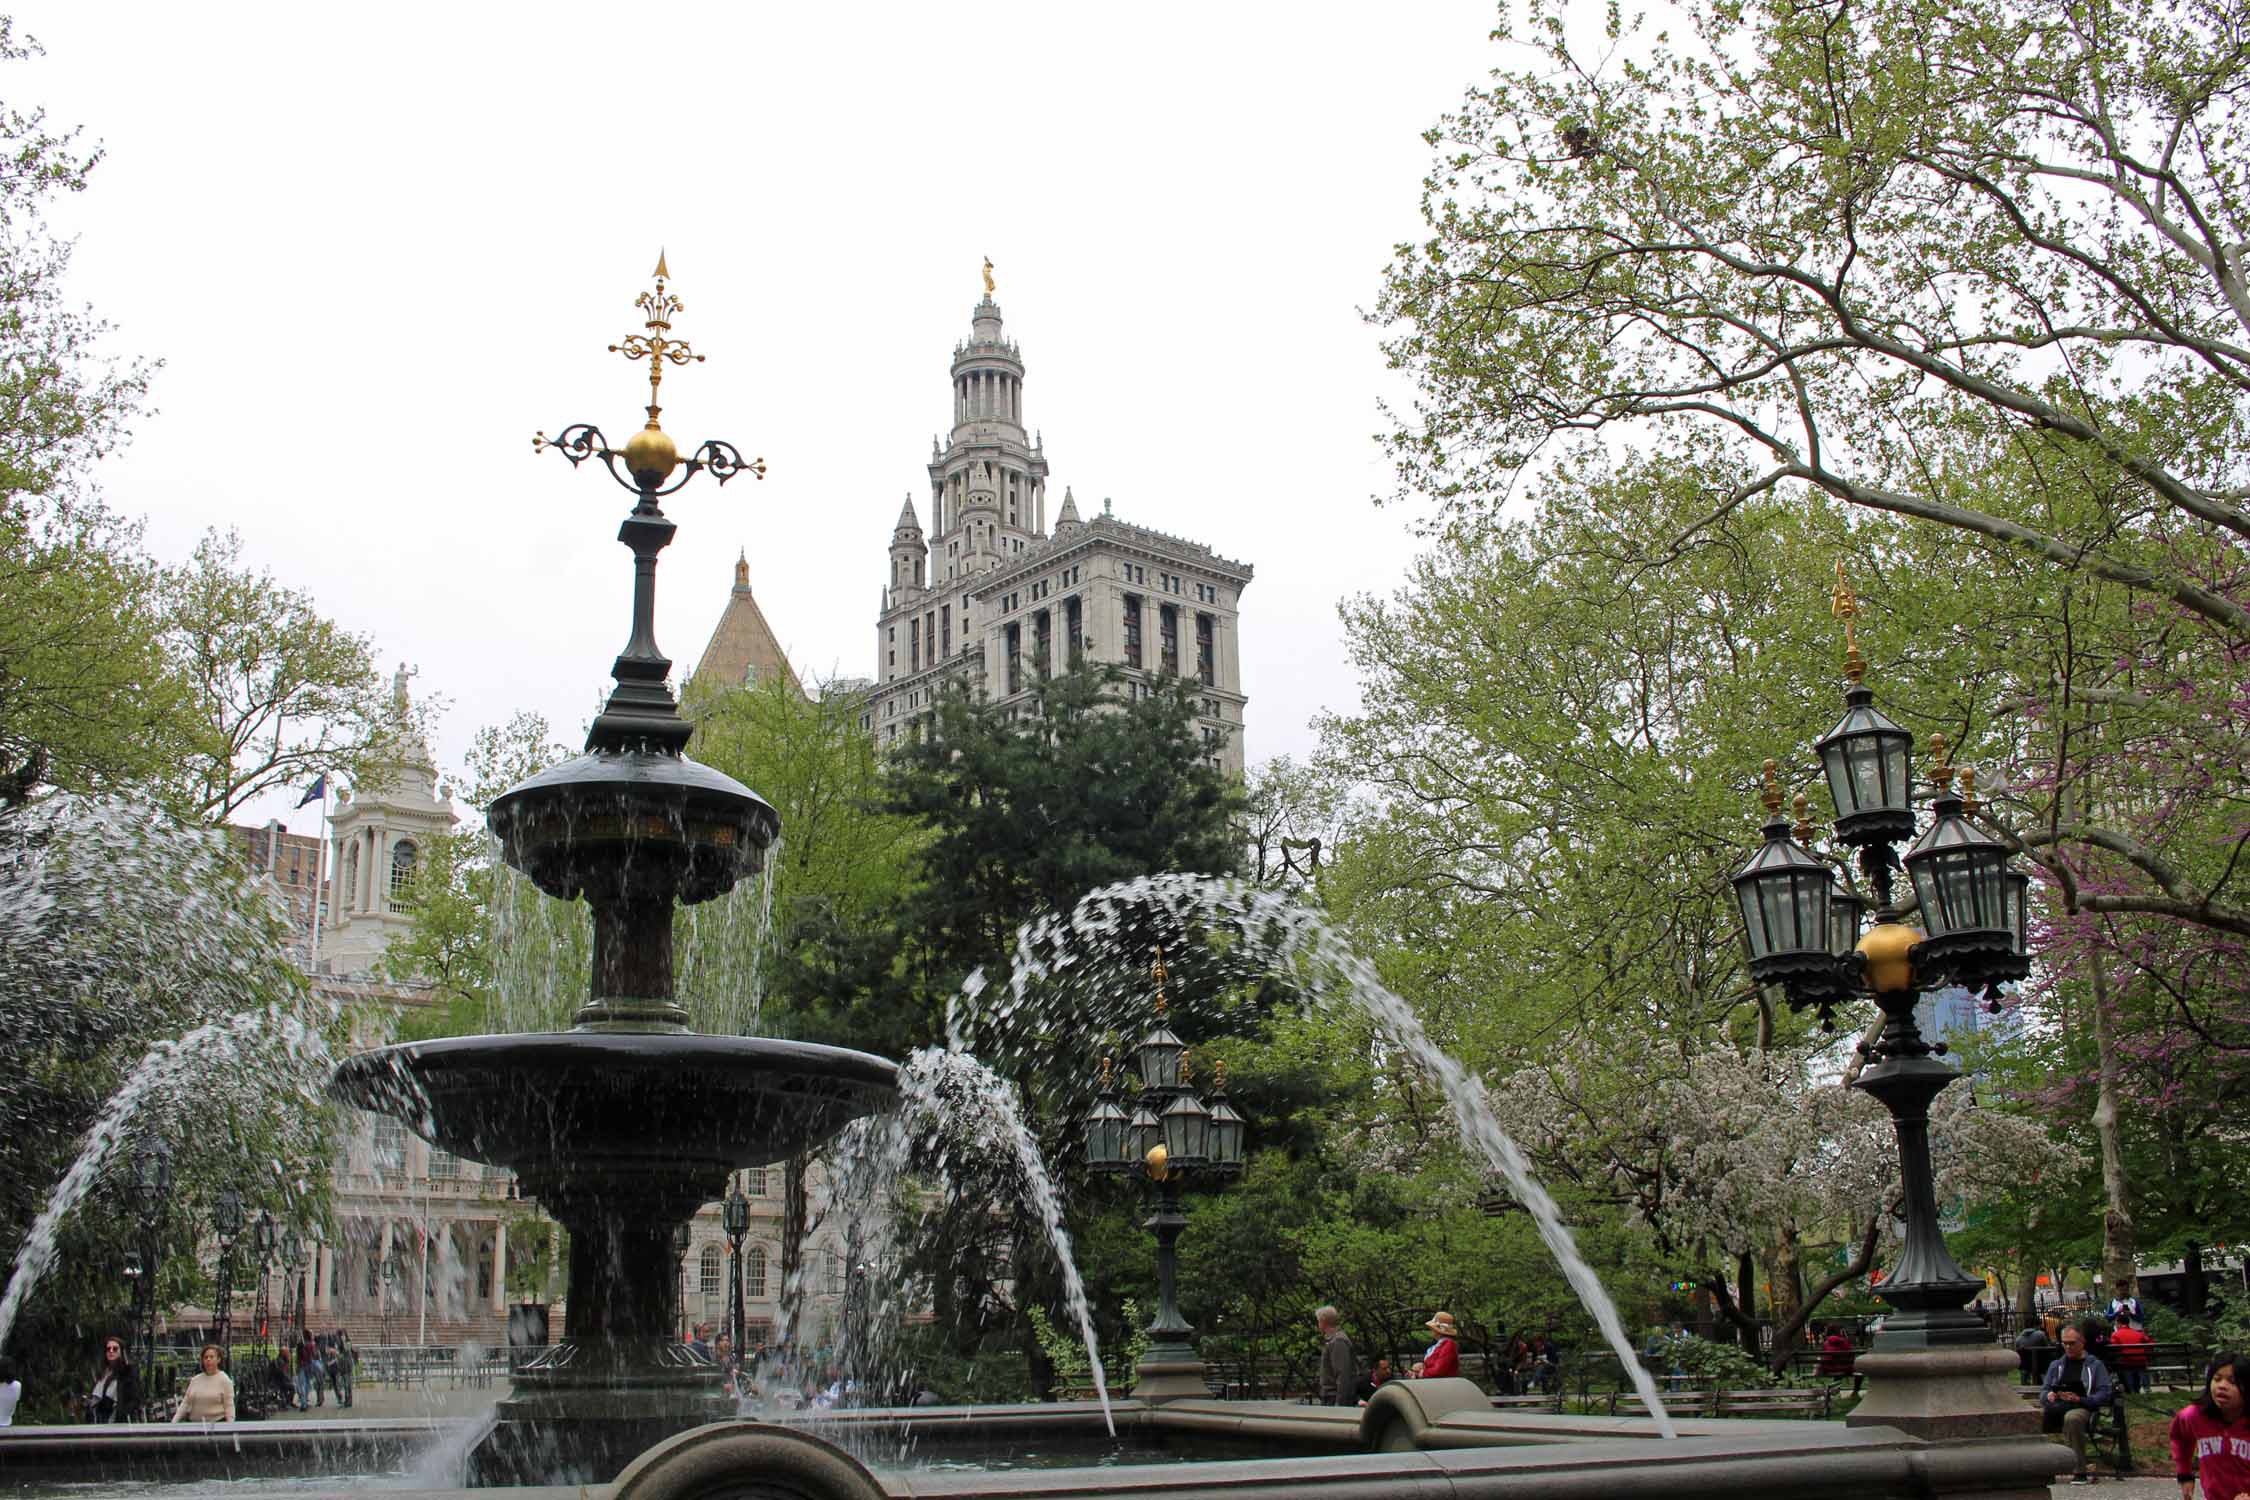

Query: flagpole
[[307, 780, 328, 972]]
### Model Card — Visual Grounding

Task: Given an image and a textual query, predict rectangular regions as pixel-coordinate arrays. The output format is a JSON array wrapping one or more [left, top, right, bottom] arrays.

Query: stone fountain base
[[471, 1378, 737, 1488]]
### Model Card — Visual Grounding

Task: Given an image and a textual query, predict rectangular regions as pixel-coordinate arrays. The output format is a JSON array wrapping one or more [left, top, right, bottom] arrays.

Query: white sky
[[14, 1, 1493, 837]]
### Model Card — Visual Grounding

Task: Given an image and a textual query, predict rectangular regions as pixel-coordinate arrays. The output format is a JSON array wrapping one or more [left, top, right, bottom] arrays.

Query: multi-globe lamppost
[[1730, 575, 2035, 1437], [1082, 950, 1245, 1402], [210, 1188, 245, 1362], [123, 1140, 174, 1383]]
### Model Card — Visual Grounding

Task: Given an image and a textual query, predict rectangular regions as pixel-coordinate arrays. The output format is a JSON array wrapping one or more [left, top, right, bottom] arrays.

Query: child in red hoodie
[[2170, 1352, 2250, 1500]]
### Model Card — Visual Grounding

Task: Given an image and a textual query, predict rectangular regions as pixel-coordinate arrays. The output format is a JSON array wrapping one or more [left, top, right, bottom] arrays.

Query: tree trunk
[[2088, 954, 2139, 1299], [1736, 1251, 1760, 1354], [1766, 1226, 1806, 1333]]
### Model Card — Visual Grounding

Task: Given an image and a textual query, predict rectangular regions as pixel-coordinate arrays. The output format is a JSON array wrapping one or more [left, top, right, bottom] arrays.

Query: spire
[[1056, 486, 1083, 531], [733, 549, 750, 591], [894, 494, 923, 535]]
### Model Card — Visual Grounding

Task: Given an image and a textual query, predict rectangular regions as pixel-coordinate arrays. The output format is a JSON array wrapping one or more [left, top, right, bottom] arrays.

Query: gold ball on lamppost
[[1856, 920, 1924, 994], [1145, 1143, 1170, 1181], [623, 423, 679, 487]]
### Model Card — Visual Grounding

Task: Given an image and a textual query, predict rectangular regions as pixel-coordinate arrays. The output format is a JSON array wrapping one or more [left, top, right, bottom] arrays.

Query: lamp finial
[[1832, 561, 1866, 683], [1958, 764, 1979, 814], [1759, 759, 1784, 815], [1151, 943, 1169, 1016], [607, 252, 705, 435], [1929, 730, 1956, 792], [1791, 790, 1815, 843]]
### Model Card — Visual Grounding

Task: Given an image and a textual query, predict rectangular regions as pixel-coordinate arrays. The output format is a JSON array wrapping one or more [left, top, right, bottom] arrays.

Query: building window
[[745, 1246, 769, 1299], [429, 1148, 461, 1180], [699, 1244, 723, 1298], [910, 617, 921, 672], [1065, 596, 1083, 665], [743, 1166, 768, 1196], [1160, 604, 1180, 675], [1123, 596, 1142, 669], [1197, 612, 1215, 686], [1005, 622, 1022, 695], [1033, 609, 1051, 675], [940, 604, 951, 658], [372, 1116, 406, 1174]]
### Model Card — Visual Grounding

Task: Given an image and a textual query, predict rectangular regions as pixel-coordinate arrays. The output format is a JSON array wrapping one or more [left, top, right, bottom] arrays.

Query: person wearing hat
[[1413, 1312, 1461, 1379]]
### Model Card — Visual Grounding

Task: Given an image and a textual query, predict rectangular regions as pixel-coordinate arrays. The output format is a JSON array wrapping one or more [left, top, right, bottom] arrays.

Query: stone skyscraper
[[871, 288, 1251, 773]]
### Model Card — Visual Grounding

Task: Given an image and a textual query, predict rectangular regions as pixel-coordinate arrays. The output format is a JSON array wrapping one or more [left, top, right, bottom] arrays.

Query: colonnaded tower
[[869, 272, 1252, 773]]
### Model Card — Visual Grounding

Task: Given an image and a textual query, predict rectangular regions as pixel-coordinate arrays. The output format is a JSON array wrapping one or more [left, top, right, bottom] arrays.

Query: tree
[[160, 529, 410, 823], [1379, 0, 2250, 942]]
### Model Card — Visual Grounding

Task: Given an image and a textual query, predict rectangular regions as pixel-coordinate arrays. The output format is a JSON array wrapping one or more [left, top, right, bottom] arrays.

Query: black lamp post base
[[1844, 1345, 2045, 1442]]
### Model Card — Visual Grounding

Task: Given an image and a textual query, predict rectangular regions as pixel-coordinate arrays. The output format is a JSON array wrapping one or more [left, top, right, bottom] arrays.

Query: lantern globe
[[1815, 686, 1915, 847], [1135, 1025, 1185, 1092], [1128, 1105, 1161, 1162], [1161, 1092, 1211, 1166], [723, 1188, 750, 1239], [1828, 873, 1867, 958], [214, 1188, 245, 1241], [1207, 1096, 1245, 1167], [1731, 814, 1836, 984], [253, 1211, 276, 1257], [1085, 1096, 1130, 1169]]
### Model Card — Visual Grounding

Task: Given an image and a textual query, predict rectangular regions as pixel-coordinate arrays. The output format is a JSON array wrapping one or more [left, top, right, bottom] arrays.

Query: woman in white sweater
[[172, 1344, 234, 1422]]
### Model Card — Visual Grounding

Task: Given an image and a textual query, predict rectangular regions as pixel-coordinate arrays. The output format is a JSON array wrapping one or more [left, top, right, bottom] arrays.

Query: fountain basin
[[330, 1031, 896, 1178]]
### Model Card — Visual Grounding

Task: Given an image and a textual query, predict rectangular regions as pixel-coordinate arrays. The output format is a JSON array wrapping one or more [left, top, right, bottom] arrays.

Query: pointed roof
[[1055, 486, 1082, 527], [893, 494, 923, 535], [692, 556, 802, 697]]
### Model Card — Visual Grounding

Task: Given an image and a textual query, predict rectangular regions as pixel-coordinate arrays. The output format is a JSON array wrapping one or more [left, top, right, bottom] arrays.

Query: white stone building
[[870, 291, 1252, 773]]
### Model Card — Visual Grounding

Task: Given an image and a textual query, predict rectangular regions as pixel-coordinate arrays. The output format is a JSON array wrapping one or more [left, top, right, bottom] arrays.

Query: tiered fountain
[[330, 256, 897, 1484]]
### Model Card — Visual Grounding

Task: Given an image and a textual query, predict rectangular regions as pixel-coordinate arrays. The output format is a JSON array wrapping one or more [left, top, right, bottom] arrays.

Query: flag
[[295, 774, 327, 808]]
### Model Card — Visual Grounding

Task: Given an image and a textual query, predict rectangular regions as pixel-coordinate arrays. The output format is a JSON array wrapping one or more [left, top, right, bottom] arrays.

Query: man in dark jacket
[[2042, 1325, 2116, 1483], [1315, 1306, 1358, 1407]]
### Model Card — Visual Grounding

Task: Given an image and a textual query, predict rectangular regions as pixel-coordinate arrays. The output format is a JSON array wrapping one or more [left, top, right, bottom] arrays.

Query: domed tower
[[928, 277, 1049, 575]]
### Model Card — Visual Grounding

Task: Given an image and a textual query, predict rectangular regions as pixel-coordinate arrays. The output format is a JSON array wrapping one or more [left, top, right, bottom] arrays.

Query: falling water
[[947, 872, 1678, 1439], [0, 1008, 335, 1351]]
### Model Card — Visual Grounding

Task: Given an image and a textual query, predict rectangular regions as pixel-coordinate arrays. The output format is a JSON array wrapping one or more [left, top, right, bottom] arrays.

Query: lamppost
[[281, 1229, 307, 1345], [673, 1222, 693, 1348], [1082, 949, 1246, 1403], [1730, 573, 2034, 1439], [127, 1140, 174, 1382], [210, 1189, 245, 1363], [381, 1253, 401, 1346], [250, 1211, 276, 1367], [723, 1185, 750, 1361]]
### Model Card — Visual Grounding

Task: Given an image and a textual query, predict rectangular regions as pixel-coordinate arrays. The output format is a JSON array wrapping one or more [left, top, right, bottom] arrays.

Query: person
[[2169, 1351, 2250, 1500], [714, 1334, 739, 1400], [2112, 1320, 2155, 1395], [0, 1358, 19, 1427], [2015, 1321, 2057, 1385], [2110, 1290, 2148, 1331], [1532, 1333, 1560, 1394], [1314, 1305, 1357, 1407], [1354, 1356, 1394, 1403], [1412, 1311, 1461, 1379], [687, 1323, 714, 1362], [86, 1336, 140, 1422], [1817, 1324, 1856, 1378], [2043, 1324, 2117, 1484], [294, 1329, 324, 1410], [327, 1329, 355, 1408], [172, 1343, 236, 1423]]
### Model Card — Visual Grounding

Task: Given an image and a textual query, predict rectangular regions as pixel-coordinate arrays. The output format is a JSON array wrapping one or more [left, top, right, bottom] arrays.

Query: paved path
[[259, 1382, 502, 1422]]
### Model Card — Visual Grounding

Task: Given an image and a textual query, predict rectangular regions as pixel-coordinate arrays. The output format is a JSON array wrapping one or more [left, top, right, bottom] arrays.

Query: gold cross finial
[[1832, 561, 1866, 683], [608, 250, 705, 431], [982, 256, 996, 297]]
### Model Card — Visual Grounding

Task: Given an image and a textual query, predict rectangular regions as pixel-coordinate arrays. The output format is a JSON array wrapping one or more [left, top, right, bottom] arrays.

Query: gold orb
[[1856, 920, 1924, 995], [1145, 1143, 1169, 1180], [623, 423, 679, 486]]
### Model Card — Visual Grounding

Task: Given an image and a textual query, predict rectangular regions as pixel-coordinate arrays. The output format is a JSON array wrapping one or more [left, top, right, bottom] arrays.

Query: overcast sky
[[15, 1, 1495, 837]]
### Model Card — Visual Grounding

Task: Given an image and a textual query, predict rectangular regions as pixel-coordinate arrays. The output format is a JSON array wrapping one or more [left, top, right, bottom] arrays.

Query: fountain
[[328, 256, 896, 1483]]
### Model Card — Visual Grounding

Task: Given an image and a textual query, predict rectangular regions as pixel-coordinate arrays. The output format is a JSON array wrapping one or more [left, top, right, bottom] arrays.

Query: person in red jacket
[[2170, 1351, 2250, 1500], [1412, 1311, 1461, 1379], [2112, 1323, 2156, 1395]]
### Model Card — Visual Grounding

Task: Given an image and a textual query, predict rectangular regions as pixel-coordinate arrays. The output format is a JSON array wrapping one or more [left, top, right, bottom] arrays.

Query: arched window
[[744, 1246, 768, 1299], [699, 1244, 723, 1297], [388, 839, 418, 906]]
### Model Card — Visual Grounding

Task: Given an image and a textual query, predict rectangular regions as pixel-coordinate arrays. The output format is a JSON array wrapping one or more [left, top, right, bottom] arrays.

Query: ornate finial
[[982, 256, 996, 297], [734, 549, 749, 589], [1180, 1048, 1193, 1088], [1213, 1059, 1228, 1093], [1099, 1055, 1114, 1089], [608, 250, 705, 434], [1928, 730, 1956, 791], [1791, 790, 1815, 843], [1151, 944, 1170, 1016], [1759, 758, 1785, 815], [1958, 765, 1979, 815], [1832, 561, 1866, 683]]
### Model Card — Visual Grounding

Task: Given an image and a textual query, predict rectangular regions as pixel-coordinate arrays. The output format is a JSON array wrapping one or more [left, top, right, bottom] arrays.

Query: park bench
[[1607, 1387, 1835, 1419], [1489, 1392, 1565, 1414], [2016, 1386, 2134, 1473], [1610, 1389, 1718, 1417]]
